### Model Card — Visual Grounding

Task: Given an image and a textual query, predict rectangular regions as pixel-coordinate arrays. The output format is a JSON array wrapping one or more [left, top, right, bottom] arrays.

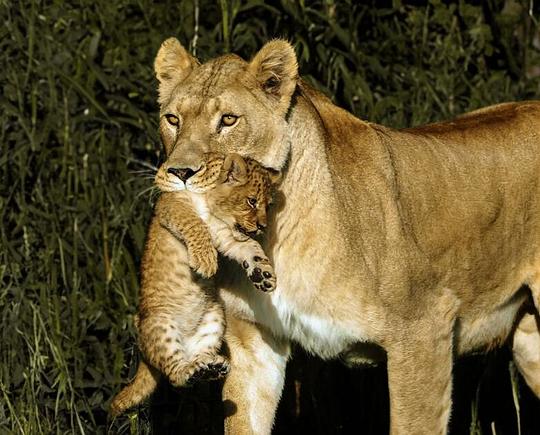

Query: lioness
[[150, 37, 540, 434]]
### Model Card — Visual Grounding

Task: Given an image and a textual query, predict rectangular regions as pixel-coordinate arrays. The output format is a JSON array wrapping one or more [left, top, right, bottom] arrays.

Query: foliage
[[1, 0, 539, 433]]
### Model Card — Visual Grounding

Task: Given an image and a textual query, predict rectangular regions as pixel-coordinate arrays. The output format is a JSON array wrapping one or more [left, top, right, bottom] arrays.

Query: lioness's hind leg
[[512, 310, 540, 398]]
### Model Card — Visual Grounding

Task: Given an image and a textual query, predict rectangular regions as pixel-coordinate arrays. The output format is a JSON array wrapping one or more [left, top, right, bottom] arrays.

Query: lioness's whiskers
[[126, 157, 159, 171], [135, 185, 159, 200]]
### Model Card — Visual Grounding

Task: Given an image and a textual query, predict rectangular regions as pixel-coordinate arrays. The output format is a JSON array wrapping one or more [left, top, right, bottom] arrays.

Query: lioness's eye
[[165, 114, 179, 126], [247, 197, 257, 208], [220, 114, 238, 127]]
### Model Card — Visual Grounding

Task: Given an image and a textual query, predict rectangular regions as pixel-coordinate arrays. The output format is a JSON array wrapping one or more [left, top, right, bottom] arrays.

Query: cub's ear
[[266, 168, 282, 185], [154, 38, 199, 105], [219, 153, 248, 185], [248, 39, 298, 115]]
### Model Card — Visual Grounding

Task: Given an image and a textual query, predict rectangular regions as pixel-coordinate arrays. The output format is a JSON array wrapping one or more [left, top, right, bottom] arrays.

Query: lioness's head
[[154, 37, 298, 190]]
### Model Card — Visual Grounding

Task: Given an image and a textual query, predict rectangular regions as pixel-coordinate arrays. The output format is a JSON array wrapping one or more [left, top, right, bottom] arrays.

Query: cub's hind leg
[[137, 315, 193, 387], [138, 298, 228, 388], [177, 300, 230, 383], [137, 314, 221, 388], [110, 360, 161, 417]]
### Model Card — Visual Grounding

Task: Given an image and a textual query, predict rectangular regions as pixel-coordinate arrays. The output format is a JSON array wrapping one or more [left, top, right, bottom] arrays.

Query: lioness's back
[[402, 100, 540, 137]]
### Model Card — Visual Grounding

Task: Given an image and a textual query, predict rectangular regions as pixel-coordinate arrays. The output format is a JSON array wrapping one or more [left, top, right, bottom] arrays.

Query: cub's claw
[[187, 356, 230, 385], [191, 361, 230, 382]]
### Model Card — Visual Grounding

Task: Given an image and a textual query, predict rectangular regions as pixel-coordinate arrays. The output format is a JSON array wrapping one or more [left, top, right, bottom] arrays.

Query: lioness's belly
[[221, 281, 363, 358], [221, 281, 529, 360], [220, 252, 534, 361], [456, 287, 529, 354]]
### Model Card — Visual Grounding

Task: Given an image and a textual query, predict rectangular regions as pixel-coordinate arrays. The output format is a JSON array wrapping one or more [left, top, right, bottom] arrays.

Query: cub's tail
[[110, 360, 161, 417]]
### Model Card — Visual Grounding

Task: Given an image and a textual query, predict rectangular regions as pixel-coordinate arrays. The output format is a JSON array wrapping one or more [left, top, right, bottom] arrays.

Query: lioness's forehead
[[164, 54, 260, 115], [180, 54, 248, 98]]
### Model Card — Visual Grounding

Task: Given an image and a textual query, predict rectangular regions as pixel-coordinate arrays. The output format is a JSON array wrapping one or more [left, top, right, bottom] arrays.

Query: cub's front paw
[[242, 255, 276, 292], [188, 244, 218, 278]]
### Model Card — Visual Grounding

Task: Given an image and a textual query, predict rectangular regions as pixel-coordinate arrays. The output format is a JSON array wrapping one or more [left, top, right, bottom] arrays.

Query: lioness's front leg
[[386, 291, 459, 435], [223, 315, 289, 435]]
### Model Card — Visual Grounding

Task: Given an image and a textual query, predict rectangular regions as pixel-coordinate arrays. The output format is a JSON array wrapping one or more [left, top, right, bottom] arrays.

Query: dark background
[[2, 0, 540, 433]]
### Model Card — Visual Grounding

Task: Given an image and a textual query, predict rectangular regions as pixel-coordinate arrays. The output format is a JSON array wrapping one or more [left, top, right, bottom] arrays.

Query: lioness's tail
[[110, 360, 161, 417]]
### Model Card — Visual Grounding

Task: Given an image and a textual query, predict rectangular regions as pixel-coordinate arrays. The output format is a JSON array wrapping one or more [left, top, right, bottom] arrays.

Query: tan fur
[[513, 310, 540, 397], [110, 154, 279, 417], [150, 37, 540, 434]]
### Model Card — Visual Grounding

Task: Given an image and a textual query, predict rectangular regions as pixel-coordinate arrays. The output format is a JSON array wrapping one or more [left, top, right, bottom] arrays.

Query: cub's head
[[154, 37, 298, 190], [205, 153, 281, 241]]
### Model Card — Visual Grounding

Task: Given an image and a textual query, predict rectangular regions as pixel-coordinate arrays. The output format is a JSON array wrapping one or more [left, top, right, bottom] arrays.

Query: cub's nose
[[167, 167, 196, 182], [257, 223, 266, 231]]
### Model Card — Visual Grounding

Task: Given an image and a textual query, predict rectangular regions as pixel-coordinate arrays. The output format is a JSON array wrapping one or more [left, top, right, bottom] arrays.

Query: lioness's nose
[[167, 167, 196, 182]]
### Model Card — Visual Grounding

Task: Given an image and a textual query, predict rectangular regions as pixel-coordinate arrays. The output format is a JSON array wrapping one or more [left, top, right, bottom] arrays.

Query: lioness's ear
[[154, 38, 199, 104], [219, 153, 248, 185], [248, 40, 298, 115]]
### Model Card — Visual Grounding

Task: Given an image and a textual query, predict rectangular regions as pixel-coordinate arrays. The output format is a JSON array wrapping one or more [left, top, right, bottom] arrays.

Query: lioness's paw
[[188, 244, 218, 278], [242, 255, 276, 292]]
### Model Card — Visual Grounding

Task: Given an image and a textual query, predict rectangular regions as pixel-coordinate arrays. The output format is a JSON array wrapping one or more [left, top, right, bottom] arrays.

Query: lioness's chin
[[185, 183, 205, 193]]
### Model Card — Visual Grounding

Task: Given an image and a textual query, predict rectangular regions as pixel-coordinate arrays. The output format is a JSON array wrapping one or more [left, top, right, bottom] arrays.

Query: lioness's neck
[[282, 86, 332, 199], [275, 83, 391, 272], [269, 86, 341, 248]]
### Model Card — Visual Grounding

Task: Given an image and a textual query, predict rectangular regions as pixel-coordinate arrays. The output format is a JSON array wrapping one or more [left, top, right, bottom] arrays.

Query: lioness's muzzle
[[167, 167, 197, 182]]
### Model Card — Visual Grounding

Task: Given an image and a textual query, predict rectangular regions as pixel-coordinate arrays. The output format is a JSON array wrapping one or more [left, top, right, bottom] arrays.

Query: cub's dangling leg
[[110, 360, 161, 417]]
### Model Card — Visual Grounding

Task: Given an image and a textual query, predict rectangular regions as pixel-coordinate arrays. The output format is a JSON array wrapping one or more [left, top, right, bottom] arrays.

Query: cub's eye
[[220, 114, 238, 128], [165, 114, 179, 126], [247, 197, 257, 208]]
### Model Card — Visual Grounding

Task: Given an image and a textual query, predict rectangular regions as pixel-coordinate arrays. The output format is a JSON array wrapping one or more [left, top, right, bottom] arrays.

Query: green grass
[[1, 0, 540, 433]]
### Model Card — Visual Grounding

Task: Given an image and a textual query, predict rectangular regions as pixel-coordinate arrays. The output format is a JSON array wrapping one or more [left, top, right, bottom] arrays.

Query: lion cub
[[110, 153, 280, 417]]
